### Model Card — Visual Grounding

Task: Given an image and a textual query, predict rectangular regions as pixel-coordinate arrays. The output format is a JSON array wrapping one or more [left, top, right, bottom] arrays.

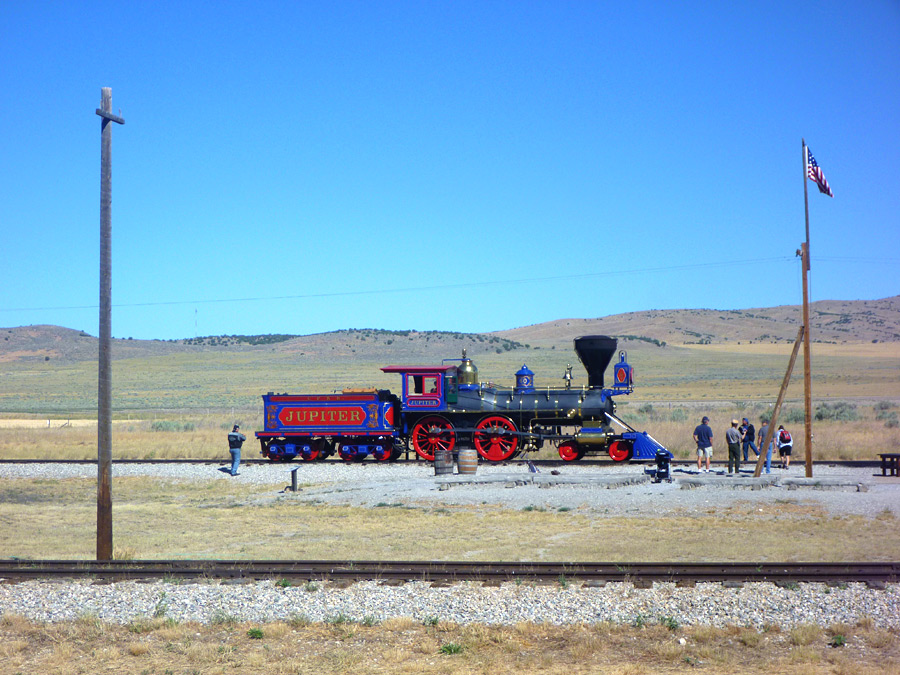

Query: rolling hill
[[492, 296, 900, 346], [2, 296, 898, 366]]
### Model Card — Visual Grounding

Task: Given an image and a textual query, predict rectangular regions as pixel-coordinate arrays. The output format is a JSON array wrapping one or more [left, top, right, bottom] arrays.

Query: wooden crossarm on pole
[[95, 109, 125, 125]]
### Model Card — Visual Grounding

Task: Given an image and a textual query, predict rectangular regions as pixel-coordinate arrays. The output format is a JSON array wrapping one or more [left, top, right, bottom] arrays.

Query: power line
[[0, 255, 815, 314], [814, 256, 900, 263]]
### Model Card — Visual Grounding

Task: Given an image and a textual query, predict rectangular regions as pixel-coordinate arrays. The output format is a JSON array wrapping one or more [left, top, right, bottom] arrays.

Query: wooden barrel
[[434, 449, 453, 475], [457, 447, 478, 475]]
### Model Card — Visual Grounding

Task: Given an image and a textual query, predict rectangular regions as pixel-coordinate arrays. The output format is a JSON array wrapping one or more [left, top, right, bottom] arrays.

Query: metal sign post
[[96, 88, 124, 560]]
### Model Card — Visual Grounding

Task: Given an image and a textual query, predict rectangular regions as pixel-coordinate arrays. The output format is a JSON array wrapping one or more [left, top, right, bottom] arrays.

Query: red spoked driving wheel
[[473, 415, 519, 462], [410, 416, 456, 461], [558, 440, 585, 461], [608, 440, 633, 462]]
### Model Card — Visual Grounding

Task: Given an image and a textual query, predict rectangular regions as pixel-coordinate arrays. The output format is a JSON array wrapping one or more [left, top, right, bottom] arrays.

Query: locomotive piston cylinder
[[574, 429, 611, 446]]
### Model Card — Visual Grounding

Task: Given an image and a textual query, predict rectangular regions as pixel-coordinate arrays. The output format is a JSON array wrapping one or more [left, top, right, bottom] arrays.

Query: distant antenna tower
[[195, 308, 198, 338]]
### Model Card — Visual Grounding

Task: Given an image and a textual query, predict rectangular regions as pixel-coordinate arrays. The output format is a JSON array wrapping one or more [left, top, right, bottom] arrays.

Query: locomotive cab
[[380, 364, 459, 410]]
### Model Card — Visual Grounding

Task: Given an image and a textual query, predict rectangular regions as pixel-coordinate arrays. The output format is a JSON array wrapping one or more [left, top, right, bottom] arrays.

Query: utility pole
[[96, 88, 124, 561]]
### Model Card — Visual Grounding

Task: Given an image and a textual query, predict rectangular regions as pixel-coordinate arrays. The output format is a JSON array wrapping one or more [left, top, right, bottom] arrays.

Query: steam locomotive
[[255, 335, 669, 463]]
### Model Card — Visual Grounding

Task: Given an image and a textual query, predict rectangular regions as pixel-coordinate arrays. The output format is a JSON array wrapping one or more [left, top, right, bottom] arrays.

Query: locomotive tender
[[256, 335, 669, 463]]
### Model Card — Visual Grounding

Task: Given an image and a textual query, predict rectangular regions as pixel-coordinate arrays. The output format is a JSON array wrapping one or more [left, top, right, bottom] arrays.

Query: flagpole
[[801, 139, 813, 478], [803, 139, 810, 260]]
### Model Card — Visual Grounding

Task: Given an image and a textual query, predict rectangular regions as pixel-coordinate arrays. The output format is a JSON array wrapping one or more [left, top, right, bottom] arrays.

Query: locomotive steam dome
[[457, 349, 478, 389], [514, 364, 535, 393]]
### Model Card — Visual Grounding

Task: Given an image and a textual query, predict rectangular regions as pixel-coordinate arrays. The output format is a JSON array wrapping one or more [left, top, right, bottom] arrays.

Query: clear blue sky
[[2, 1, 898, 340]]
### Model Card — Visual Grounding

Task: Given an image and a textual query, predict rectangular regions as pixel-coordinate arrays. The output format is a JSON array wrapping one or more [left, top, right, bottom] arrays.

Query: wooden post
[[801, 139, 814, 478], [96, 88, 124, 561], [753, 326, 804, 477], [801, 243, 813, 477]]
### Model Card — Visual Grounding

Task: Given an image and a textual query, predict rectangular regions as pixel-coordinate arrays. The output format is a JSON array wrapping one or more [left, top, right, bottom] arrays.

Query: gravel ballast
[[1, 578, 897, 629]]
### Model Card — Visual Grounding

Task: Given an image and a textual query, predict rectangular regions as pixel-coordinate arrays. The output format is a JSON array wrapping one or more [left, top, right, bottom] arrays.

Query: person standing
[[693, 416, 714, 473], [227, 424, 246, 476], [726, 419, 742, 475], [758, 418, 772, 474], [777, 425, 793, 469], [740, 417, 758, 461]]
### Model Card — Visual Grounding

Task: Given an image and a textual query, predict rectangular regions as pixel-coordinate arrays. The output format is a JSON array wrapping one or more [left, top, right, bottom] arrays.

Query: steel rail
[[0, 458, 883, 468], [0, 560, 896, 585]]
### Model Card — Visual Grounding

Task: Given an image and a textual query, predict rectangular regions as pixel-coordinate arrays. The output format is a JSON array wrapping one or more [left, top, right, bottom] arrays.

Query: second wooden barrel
[[457, 447, 478, 474]]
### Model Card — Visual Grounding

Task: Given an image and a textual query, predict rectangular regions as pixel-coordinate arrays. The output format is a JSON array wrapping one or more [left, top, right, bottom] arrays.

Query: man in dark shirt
[[740, 417, 759, 461], [693, 416, 714, 473], [227, 424, 246, 476]]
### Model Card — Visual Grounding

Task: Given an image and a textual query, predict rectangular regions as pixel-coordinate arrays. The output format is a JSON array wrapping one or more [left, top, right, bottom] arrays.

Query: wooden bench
[[879, 453, 900, 477]]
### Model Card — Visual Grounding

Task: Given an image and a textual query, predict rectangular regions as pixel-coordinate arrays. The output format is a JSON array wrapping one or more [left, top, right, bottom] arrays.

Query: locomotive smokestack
[[573, 335, 617, 389]]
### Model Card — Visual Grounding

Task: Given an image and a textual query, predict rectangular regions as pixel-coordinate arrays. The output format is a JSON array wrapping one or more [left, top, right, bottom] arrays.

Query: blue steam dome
[[514, 364, 535, 394]]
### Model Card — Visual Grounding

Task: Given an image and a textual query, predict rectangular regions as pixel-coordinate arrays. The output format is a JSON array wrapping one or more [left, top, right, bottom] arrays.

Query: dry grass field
[[1, 613, 897, 675], [0, 398, 896, 461], [0, 331, 898, 461], [2, 320, 900, 413], [4, 320, 896, 461], [1, 476, 897, 562]]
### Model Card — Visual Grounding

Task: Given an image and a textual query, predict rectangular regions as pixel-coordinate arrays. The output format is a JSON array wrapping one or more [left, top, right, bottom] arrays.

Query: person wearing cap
[[693, 416, 714, 473], [227, 424, 246, 476], [740, 417, 759, 461], [725, 419, 742, 475]]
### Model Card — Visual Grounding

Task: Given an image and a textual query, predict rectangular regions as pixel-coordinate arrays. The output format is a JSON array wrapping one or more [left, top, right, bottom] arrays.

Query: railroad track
[[0, 458, 883, 468], [1, 560, 896, 586]]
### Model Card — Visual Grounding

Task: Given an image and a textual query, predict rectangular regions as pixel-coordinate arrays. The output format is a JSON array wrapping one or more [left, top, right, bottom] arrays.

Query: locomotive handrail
[[604, 411, 637, 433], [605, 412, 669, 454]]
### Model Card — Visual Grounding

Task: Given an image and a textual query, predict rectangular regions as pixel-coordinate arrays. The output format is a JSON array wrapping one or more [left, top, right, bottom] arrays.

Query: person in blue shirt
[[693, 416, 714, 473], [740, 417, 759, 461], [227, 424, 246, 476]]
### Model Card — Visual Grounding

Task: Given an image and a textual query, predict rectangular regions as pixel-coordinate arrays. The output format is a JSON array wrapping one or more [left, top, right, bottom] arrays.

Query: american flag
[[807, 148, 833, 197]]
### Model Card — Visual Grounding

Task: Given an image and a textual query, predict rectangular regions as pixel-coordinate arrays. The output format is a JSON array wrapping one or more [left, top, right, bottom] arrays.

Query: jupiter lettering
[[279, 407, 365, 426]]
